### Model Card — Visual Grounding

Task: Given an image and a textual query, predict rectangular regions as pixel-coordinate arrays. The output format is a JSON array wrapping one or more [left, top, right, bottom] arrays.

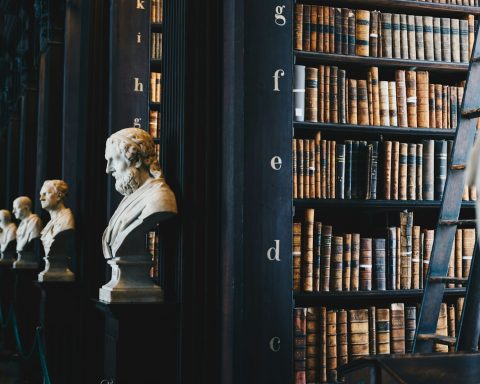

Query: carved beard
[[114, 167, 141, 196]]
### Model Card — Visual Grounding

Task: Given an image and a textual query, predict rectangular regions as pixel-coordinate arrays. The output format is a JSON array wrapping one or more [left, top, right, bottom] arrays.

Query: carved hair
[[0, 210, 11, 222], [43, 180, 69, 200], [13, 196, 32, 210], [107, 128, 163, 179]]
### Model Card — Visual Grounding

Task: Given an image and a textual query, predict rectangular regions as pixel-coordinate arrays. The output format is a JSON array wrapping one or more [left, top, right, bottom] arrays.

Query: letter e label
[[269, 337, 281, 352], [271, 156, 282, 170]]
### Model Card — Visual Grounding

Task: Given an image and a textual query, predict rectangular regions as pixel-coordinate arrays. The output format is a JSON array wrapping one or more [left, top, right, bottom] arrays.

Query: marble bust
[[0, 210, 17, 265], [12, 196, 43, 269], [99, 127, 177, 303], [38, 180, 75, 281]]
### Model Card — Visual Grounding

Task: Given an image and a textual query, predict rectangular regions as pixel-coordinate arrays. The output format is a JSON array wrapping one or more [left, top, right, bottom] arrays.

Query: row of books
[[294, 5, 475, 63], [150, 72, 162, 103], [294, 65, 466, 129], [149, 110, 161, 138], [151, 0, 163, 24], [293, 209, 476, 293], [151, 32, 163, 60], [294, 301, 463, 384], [148, 231, 159, 279], [421, 0, 478, 4], [292, 135, 478, 201]]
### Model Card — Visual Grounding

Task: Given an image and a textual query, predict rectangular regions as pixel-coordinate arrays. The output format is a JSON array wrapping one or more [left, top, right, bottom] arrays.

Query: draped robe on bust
[[102, 177, 177, 259], [41, 208, 75, 255], [16, 214, 43, 251], [0, 223, 17, 252]]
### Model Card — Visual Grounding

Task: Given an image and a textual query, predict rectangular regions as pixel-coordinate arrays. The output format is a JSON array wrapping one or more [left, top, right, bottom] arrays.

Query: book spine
[[392, 14, 401, 59], [400, 14, 409, 59], [370, 141, 379, 200], [358, 141, 368, 199], [329, 7, 335, 53], [306, 308, 319, 383], [370, 67, 381, 126], [342, 8, 349, 55], [368, 72, 373, 125], [303, 5, 311, 51], [448, 242, 455, 289], [451, 18, 461, 63], [433, 17, 442, 61], [423, 229, 435, 284], [326, 310, 337, 381], [348, 10, 356, 55], [360, 238, 372, 291], [293, 222, 302, 292], [370, 11, 379, 57], [408, 143, 417, 200], [294, 308, 307, 384], [294, 4, 304, 51], [406, 71, 417, 128], [424, 16, 434, 61], [317, 7, 324, 53], [399, 143, 408, 201], [338, 70, 346, 124], [448, 304, 456, 352], [298, 139, 304, 199], [407, 15, 417, 60], [380, 81, 390, 127], [348, 309, 370, 360], [376, 308, 391, 354], [357, 80, 369, 125], [390, 303, 406, 354], [356, 10, 370, 57], [337, 310, 348, 369], [315, 133, 321, 198], [384, 141, 392, 199], [463, 228, 475, 278], [412, 226, 421, 289], [388, 81, 398, 127], [313, 222, 322, 292], [330, 67, 338, 124], [405, 306, 417, 353], [415, 16, 425, 60], [343, 234, 352, 291], [330, 140, 336, 198], [323, 7, 330, 53], [348, 79, 358, 125], [335, 8, 342, 54], [345, 140, 353, 199], [336, 144, 346, 199], [422, 140, 435, 200], [443, 85, 448, 129], [395, 70, 408, 128], [310, 6, 318, 53], [435, 140, 447, 200], [417, 71, 429, 128], [332, 236, 343, 291], [435, 303, 449, 352], [451, 86, 458, 129], [441, 18, 451, 62], [391, 141, 400, 200], [305, 68, 318, 122], [319, 307, 327, 383], [374, 238, 386, 290], [387, 227, 397, 290], [396, 227, 401, 289], [369, 306, 376, 355], [351, 234, 360, 291], [435, 83, 443, 128], [400, 211, 413, 289], [324, 66, 330, 122], [321, 140, 327, 198], [416, 144, 423, 200], [302, 209, 314, 292], [294, 65, 306, 122], [468, 15, 475, 59], [321, 225, 333, 292], [304, 139, 310, 198]]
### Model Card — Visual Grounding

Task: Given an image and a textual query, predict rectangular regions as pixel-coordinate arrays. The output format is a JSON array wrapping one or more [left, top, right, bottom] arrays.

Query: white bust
[[102, 127, 177, 259], [13, 196, 43, 252], [0, 210, 16, 252], [39, 179, 75, 256]]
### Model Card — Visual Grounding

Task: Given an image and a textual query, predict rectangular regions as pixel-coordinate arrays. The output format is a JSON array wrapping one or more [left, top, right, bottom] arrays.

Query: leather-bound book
[[358, 141, 368, 199], [357, 80, 369, 125], [293, 139, 298, 199], [435, 303, 448, 353], [380, 81, 390, 127], [342, 8, 349, 55], [295, 4, 304, 50], [457, 297, 464, 329], [416, 71, 429, 128], [390, 303, 405, 354], [384, 141, 392, 200], [429, 84, 436, 128], [343, 234, 352, 291], [433, 17, 442, 61], [294, 308, 307, 384], [310, 6, 318, 54], [416, 144, 423, 200], [337, 310, 348, 368], [323, 7, 330, 52], [356, 10, 370, 56], [392, 14, 401, 58], [319, 307, 327, 383], [324, 66, 330, 122], [330, 67, 338, 124], [424, 16, 434, 61], [309, 140, 315, 198], [348, 79, 358, 125], [405, 306, 417, 353], [387, 227, 397, 290], [392, 141, 400, 200], [329, 7, 335, 53], [298, 139, 304, 199], [376, 308, 391, 354], [339, 69, 347, 124], [412, 226, 421, 289], [321, 140, 327, 198], [331, 236, 344, 291], [448, 304, 456, 352], [370, 11, 380, 57], [407, 143, 417, 201], [455, 229, 463, 287], [293, 222, 302, 292], [396, 227, 401, 290], [395, 70, 408, 127], [406, 71, 417, 128], [306, 308, 319, 383], [389, 81, 398, 126], [441, 18, 451, 62], [422, 140, 434, 200], [448, 243, 455, 289], [345, 140, 353, 199], [407, 15, 417, 60], [351, 233, 360, 291], [462, 229, 475, 279], [313, 221, 322, 292], [348, 10, 356, 55], [370, 67, 381, 126], [336, 144, 346, 200], [415, 16, 425, 60], [303, 5, 311, 51], [318, 66, 325, 123], [305, 68, 318, 122], [434, 140, 447, 200], [315, 133, 321, 198], [302, 209, 315, 292], [423, 229, 435, 285], [317, 7, 324, 52], [467, 15, 474, 59], [360, 238, 372, 291], [326, 310, 337, 380], [334, 8, 342, 54], [381, 13, 393, 58], [330, 140, 336, 198], [400, 211, 413, 289], [304, 139, 310, 198], [321, 225, 333, 291], [451, 18, 461, 63], [348, 309, 370, 360], [442, 85, 448, 128], [374, 238, 386, 290], [369, 307, 376, 355], [450, 85, 458, 129], [399, 143, 408, 201], [400, 14, 409, 59], [370, 141, 379, 200]]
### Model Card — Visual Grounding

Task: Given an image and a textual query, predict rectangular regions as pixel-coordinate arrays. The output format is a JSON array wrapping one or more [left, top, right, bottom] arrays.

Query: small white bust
[[0, 210, 16, 252], [13, 196, 43, 252], [39, 180, 75, 256]]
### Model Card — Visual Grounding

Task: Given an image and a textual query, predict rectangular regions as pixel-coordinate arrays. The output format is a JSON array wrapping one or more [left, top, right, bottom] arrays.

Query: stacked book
[[293, 209, 476, 293], [294, 5, 475, 62]]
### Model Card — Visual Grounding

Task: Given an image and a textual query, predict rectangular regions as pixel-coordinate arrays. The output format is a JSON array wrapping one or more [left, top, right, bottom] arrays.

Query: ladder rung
[[450, 164, 466, 170], [439, 219, 477, 227], [417, 334, 457, 346], [462, 108, 480, 119], [429, 276, 468, 284]]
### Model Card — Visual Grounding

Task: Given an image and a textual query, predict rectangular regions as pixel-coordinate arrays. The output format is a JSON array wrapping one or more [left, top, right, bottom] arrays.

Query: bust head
[[40, 180, 69, 212], [13, 196, 32, 220], [0, 210, 12, 227], [105, 128, 163, 196]]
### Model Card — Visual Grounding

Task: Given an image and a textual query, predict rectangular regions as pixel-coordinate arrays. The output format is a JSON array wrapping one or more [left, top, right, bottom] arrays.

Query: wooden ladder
[[413, 26, 480, 353]]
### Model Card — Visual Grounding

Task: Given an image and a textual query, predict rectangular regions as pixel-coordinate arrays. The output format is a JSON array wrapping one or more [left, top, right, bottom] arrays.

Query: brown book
[[389, 81, 398, 127], [442, 85, 448, 129], [329, 7, 335, 53], [467, 15, 475, 59], [310, 6, 318, 54], [330, 140, 336, 198], [451, 18, 461, 63], [294, 4, 304, 50], [302, 5, 311, 51], [305, 68, 318, 122], [330, 67, 339, 124], [337, 310, 348, 368], [392, 141, 400, 200], [321, 225, 333, 291], [294, 308, 307, 384], [423, 229, 435, 285], [462, 229, 475, 279], [357, 80, 369, 125], [323, 7, 330, 53], [384, 141, 393, 199], [369, 307, 377, 355], [399, 143, 408, 201], [149, 110, 158, 138], [315, 133, 321, 198], [313, 222, 322, 292], [309, 140, 315, 198], [370, 67, 381, 126], [396, 227, 401, 290], [416, 144, 423, 200], [319, 307, 327, 383], [380, 81, 390, 126], [435, 84, 443, 129], [324, 66, 330, 122], [412, 226, 421, 289], [356, 10, 370, 57], [302, 209, 314, 292], [441, 18, 451, 62], [390, 303, 406, 354], [351, 233, 360, 291], [400, 211, 413, 289], [317, 66, 325, 123], [448, 244, 455, 289], [338, 70, 347, 124], [455, 229, 463, 287], [326, 310, 337, 379], [306, 308, 319, 383], [405, 306, 417, 353], [348, 79, 358, 125], [381, 13, 393, 58], [407, 15, 417, 60], [376, 308, 391, 354], [392, 14, 401, 59], [433, 17, 442, 61], [396, 70, 408, 128], [343, 234, 352, 291], [304, 139, 310, 199], [424, 16, 434, 61], [435, 303, 449, 353], [368, 73, 373, 125], [348, 309, 369, 360], [298, 139, 304, 199], [407, 143, 417, 200], [293, 222, 302, 292], [400, 14, 409, 59], [416, 71, 429, 128], [429, 84, 436, 128], [348, 9, 356, 55], [341, 8, 349, 55], [415, 16, 425, 60], [360, 238, 372, 291], [293, 139, 298, 199], [321, 140, 327, 198], [325, 139, 330, 198], [370, 11, 379, 57], [406, 71, 417, 128], [317, 7, 324, 52], [448, 304, 456, 352], [331, 236, 343, 291]]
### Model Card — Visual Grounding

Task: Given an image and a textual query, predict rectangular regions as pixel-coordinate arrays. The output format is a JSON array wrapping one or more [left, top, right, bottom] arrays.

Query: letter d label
[[267, 240, 280, 261]]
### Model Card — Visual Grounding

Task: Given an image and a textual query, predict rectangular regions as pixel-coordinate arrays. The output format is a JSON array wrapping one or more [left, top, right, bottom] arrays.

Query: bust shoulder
[[138, 178, 178, 220]]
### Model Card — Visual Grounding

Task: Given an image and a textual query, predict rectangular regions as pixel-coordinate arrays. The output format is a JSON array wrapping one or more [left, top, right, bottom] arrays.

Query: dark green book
[[336, 144, 346, 199], [345, 140, 353, 199]]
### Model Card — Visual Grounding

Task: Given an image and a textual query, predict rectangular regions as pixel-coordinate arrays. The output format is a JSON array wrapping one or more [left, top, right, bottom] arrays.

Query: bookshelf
[[291, 0, 479, 383]]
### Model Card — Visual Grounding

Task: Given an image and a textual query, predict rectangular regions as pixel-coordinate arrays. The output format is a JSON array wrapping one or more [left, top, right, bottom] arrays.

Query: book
[[423, 229, 435, 284], [321, 225, 333, 291], [337, 310, 348, 368], [392, 14, 401, 59], [400, 211, 413, 289], [390, 303, 406, 354], [313, 222, 322, 292], [441, 18, 451, 62], [370, 11, 380, 57], [373, 238, 386, 291], [294, 65, 306, 122], [356, 10, 370, 57], [462, 228, 475, 279], [293, 222, 302, 292], [407, 143, 417, 200], [294, 308, 307, 384], [384, 141, 392, 200], [387, 227, 397, 290], [435, 303, 449, 353], [305, 68, 318, 122], [351, 233, 360, 291], [326, 310, 337, 381], [360, 238, 372, 291], [405, 306, 416, 353], [412, 226, 421, 289], [422, 140, 435, 200], [415, 16, 425, 61], [376, 308, 390, 354], [434, 140, 447, 200], [306, 308, 319, 383], [381, 13, 393, 58], [369, 307, 376, 355], [302, 209, 314, 292], [332, 236, 344, 291], [424, 16, 434, 61], [348, 309, 369, 360], [343, 234, 352, 291]]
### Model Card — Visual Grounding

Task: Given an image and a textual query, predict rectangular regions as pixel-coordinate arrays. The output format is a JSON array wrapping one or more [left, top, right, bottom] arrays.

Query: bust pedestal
[[38, 230, 75, 282], [14, 238, 41, 269], [0, 264, 15, 355], [0, 241, 17, 266], [99, 255, 163, 303], [95, 301, 178, 383]]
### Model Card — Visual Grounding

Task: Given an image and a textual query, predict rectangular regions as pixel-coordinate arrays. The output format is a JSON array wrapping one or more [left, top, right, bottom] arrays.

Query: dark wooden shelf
[[153, 137, 160, 143], [150, 102, 161, 110], [294, 122, 457, 138], [150, 59, 162, 69], [294, 51, 469, 73], [294, 288, 466, 306], [306, 0, 480, 16], [151, 22, 163, 32], [293, 199, 476, 210]]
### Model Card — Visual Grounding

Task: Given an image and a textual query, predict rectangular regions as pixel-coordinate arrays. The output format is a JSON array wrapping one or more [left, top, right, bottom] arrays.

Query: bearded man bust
[[99, 127, 177, 303]]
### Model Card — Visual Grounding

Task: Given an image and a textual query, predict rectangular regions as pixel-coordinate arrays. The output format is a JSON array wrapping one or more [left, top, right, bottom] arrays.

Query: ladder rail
[[413, 24, 480, 353]]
